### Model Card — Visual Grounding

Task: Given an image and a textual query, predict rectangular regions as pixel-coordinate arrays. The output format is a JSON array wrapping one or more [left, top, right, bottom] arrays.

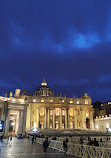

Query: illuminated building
[[94, 115, 111, 131], [94, 101, 111, 132], [0, 79, 94, 136], [25, 79, 94, 131]]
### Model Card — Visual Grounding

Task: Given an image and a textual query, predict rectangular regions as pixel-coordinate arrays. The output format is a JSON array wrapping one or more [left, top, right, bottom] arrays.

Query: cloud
[[0, 0, 111, 102]]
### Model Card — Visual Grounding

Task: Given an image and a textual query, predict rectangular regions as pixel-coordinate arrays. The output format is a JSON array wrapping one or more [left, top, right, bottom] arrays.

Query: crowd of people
[[79, 136, 101, 146]]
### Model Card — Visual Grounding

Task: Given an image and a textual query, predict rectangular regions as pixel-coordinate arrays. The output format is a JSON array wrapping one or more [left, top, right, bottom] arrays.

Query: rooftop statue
[[10, 91, 13, 97], [15, 89, 21, 96]]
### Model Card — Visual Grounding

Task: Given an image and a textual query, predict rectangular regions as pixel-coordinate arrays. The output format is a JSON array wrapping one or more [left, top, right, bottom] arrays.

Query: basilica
[[0, 79, 94, 136]]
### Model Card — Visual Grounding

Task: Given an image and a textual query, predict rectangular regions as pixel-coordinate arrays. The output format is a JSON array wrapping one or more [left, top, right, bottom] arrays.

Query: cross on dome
[[41, 78, 47, 86]]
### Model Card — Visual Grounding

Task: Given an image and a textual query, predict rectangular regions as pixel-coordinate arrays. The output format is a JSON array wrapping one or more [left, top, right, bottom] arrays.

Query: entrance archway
[[9, 111, 19, 136], [86, 118, 90, 129]]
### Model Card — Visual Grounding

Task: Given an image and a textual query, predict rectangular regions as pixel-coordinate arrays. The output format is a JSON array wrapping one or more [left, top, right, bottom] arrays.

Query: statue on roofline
[[15, 89, 21, 97], [10, 91, 13, 97]]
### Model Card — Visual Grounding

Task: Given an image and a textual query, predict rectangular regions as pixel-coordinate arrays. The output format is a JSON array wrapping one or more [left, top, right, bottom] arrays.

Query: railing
[[29, 135, 111, 148], [56, 136, 111, 143], [67, 144, 111, 158], [34, 138, 111, 158], [99, 142, 111, 148]]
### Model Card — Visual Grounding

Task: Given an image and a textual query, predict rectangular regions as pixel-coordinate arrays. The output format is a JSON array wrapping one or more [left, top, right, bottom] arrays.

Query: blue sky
[[0, 0, 111, 102]]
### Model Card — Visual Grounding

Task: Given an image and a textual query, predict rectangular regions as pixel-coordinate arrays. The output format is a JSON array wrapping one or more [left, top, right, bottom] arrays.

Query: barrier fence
[[29, 136, 111, 158]]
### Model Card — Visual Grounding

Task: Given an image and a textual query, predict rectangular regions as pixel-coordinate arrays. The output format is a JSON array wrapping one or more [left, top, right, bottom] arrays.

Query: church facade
[[25, 79, 94, 131], [0, 79, 94, 136]]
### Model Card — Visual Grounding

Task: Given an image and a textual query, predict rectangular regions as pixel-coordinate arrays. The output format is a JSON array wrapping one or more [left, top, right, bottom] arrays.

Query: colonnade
[[4, 109, 27, 136], [34, 108, 94, 130]]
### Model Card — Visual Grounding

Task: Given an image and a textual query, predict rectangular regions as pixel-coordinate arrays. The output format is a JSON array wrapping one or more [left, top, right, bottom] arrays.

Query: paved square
[[0, 138, 78, 158]]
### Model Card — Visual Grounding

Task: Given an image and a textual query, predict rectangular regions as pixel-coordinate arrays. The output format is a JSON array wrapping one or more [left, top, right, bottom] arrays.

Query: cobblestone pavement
[[0, 138, 78, 158]]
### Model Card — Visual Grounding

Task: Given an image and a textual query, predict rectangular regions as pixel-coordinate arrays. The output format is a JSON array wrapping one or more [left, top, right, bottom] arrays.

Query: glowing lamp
[[32, 128, 38, 132], [33, 99, 36, 102], [11, 122, 15, 126]]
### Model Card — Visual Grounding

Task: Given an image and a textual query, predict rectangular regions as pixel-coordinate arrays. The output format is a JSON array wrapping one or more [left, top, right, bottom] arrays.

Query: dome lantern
[[41, 78, 47, 86]]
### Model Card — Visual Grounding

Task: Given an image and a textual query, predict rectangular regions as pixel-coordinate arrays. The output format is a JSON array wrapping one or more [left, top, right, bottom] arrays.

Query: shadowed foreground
[[0, 138, 79, 158]]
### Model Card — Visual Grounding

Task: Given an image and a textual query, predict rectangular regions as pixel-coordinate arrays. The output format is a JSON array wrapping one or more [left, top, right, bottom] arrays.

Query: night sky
[[0, 0, 111, 102]]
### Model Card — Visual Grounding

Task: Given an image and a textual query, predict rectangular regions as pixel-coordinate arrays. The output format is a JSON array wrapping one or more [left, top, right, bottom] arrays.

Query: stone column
[[44, 108, 47, 129], [65, 109, 68, 129], [68, 109, 70, 129], [1, 108, 5, 120], [36, 108, 39, 128], [23, 108, 27, 135], [29, 105, 31, 130], [4, 110, 10, 136], [47, 109, 50, 128], [90, 110, 94, 129], [53, 109, 55, 129], [74, 109, 77, 129], [18, 110, 24, 135], [60, 108, 62, 129], [81, 108, 86, 129], [26, 106, 31, 131]]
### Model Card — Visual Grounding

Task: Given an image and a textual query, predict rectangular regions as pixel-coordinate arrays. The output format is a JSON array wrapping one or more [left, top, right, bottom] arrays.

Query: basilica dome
[[34, 79, 55, 97]]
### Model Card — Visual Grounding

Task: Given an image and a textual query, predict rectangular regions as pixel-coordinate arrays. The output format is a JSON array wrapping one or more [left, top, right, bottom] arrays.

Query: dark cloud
[[0, 0, 111, 102]]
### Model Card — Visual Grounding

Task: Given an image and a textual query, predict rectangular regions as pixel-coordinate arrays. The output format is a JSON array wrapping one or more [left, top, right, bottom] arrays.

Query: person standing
[[7, 136, 9, 144], [0, 134, 4, 142], [33, 135, 36, 144], [43, 137, 49, 152], [63, 138, 68, 155], [93, 138, 99, 147], [10, 135, 12, 145], [32, 136, 34, 145]]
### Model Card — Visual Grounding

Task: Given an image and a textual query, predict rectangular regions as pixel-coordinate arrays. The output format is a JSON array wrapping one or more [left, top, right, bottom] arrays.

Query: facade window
[[77, 101, 79, 104], [86, 112, 89, 117], [70, 100, 73, 103], [69, 109, 73, 116], [40, 109, 44, 116], [56, 120, 59, 129], [85, 100, 88, 104], [62, 124, 65, 129], [50, 124, 52, 128], [70, 121, 73, 129], [41, 98, 44, 102], [50, 110, 53, 116], [55, 109, 60, 116], [33, 99, 36, 102], [62, 109, 65, 116]]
